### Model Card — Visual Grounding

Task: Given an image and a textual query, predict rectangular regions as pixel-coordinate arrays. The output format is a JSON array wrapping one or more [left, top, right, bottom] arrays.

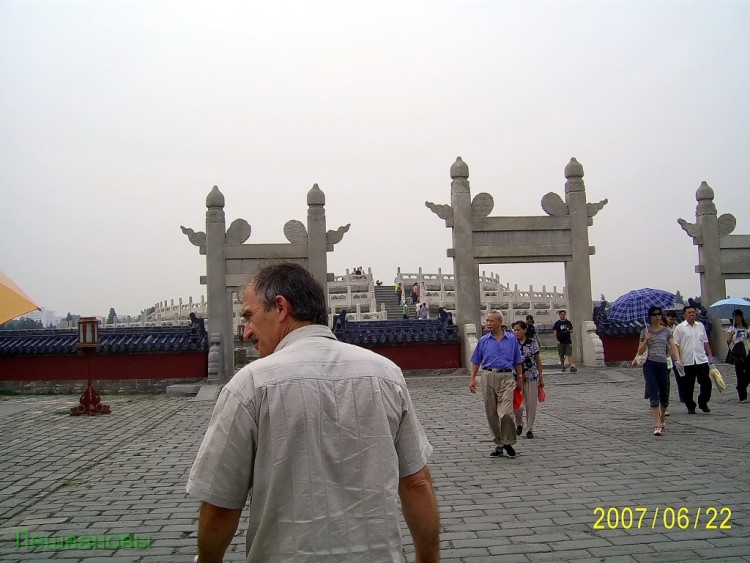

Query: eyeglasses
[[650, 312, 662, 317]]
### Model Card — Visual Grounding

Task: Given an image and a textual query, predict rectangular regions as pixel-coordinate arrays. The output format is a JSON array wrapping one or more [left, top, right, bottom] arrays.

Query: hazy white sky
[[2, 0, 750, 317]]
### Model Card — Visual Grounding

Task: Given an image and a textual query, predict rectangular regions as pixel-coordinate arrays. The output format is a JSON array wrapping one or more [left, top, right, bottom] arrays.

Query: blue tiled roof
[[333, 319, 459, 346], [0, 327, 208, 356]]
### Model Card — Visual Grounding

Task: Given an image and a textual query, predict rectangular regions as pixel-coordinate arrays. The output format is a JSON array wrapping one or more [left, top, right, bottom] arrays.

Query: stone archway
[[679, 182, 750, 357], [427, 157, 608, 367], [182, 185, 349, 380]]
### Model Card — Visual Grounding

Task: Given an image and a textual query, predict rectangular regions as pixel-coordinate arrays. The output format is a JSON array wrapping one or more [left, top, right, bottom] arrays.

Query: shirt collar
[[487, 330, 511, 342], [274, 324, 336, 353]]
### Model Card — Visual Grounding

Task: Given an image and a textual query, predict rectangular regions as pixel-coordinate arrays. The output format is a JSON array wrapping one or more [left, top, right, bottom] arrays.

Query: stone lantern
[[70, 317, 111, 416]]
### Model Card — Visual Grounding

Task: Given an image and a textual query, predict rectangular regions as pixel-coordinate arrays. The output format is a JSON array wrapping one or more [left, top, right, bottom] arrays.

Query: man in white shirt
[[186, 263, 439, 562], [672, 305, 714, 414]]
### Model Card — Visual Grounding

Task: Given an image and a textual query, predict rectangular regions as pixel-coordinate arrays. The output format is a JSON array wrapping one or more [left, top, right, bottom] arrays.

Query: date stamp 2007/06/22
[[592, 506, 732, 530]]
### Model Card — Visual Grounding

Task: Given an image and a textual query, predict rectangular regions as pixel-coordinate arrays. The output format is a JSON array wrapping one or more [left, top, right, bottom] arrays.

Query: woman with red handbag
[[512, 321, 544, 439]]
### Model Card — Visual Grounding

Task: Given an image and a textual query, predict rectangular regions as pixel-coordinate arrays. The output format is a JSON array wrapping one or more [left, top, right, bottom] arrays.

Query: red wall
[[0, 352, 207, 381], [600, 335, 640, 362], [367, 344, 461, 370]]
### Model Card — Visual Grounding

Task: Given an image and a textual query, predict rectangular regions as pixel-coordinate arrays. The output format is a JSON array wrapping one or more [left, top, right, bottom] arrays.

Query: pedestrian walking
[[186, 263, 439, 562], [525, 315, 537, 341], [411, 282, 420, 305], [552, 310, 577, 372], [665, 311, 685, 403], [673, 304, 714, 414], [635, 306, 683, 435], [469, 311, 523, 458], [727, 308, 750, 403], [512, 321, 544, 439]]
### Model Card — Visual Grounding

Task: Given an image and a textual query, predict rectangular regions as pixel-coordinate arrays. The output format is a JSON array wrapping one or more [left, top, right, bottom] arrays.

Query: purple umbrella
[[608, 288, 676, 322]]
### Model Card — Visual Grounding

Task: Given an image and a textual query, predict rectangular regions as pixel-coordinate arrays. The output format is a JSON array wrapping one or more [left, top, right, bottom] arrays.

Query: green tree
[[62, 313, 80, 327], [0, 317, 44, 330]]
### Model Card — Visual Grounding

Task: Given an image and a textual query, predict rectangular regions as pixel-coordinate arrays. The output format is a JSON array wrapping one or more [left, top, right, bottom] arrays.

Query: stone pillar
[[450, 157, 481, 364], [695, 182, 726, 353], [205, 186, 230, 381], [307, 184, 328, 294], [563, 158, 594, 365], [226, 289, 235, 376]]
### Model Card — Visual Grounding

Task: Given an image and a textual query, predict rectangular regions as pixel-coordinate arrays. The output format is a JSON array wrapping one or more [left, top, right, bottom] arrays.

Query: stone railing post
[[464, 323, 478, 371], [581, 321, 605, 367], [207, 333, 222, 383]]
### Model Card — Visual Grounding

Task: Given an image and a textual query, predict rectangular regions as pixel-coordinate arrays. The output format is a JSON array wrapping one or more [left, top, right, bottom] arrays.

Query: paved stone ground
[[0, 363, 748, 562]]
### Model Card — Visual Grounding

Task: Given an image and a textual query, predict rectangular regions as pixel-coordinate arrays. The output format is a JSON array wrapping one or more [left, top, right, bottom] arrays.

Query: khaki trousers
[[514, 379, 539, 432], [481, 369, 517, 446]]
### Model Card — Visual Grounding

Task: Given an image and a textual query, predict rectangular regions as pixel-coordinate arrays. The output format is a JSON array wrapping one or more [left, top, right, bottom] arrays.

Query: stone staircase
[[373, 285, 410, 319]]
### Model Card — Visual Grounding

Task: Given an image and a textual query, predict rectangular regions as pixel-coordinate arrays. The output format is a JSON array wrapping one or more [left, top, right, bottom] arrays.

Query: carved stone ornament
[[677, 218, 701, 239], [471, 193, 494, 218], [587, 199, 609, 218], [226, 218, 252, 244], [206, 186, 225, 208], [206, 208, 225, 224], [696, 199, 717, 217], [425, 201, 453, 220], [326, 224, 351, 246], [541, 192, 569, 216], [695, 181, 717, 217], [180, 226, 206, 247], [718, 213, 737, 236], [450, 156, 469, 179], [283, 220, 308, 243]]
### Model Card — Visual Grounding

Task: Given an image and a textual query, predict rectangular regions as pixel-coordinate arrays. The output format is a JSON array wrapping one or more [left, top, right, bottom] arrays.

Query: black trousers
[[673, 367, 685, 402], [736, 360, 749, 401], [682, 363, 711, 411]]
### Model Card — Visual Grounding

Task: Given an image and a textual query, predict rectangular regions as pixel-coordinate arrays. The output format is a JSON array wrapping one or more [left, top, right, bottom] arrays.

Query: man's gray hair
[[486, 310, 503, 322], [250, 262, 328, 325]]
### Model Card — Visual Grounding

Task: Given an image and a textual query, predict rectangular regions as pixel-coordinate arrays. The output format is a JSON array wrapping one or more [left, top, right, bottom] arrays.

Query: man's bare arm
[[469, 363, 479, 393], [399, 465, 440, 563], [196, 501, 242, 563]]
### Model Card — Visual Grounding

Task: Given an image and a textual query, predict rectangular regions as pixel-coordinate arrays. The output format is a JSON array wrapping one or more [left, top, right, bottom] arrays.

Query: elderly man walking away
[[469, 311, 523, 458], [673, 304, 714, 414], [186, 263, 439, 563]]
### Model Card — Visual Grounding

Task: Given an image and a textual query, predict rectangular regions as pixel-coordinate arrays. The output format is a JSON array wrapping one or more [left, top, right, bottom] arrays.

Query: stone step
[[373, 285, 404, 319]]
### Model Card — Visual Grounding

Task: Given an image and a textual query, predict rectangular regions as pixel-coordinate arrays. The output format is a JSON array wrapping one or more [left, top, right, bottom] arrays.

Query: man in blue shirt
[[469, 311, 523, 457]]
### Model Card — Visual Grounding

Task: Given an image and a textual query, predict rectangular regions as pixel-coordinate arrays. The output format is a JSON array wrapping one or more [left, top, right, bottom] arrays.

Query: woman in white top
[[727, 308, 749, 403]]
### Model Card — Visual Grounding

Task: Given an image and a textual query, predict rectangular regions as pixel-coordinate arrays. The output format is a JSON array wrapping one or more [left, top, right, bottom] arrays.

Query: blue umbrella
[[608, 288, 676, 322], [708, 297, 750, 319]]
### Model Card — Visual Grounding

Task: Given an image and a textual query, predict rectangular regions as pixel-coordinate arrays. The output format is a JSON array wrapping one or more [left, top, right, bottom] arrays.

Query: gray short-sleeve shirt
[[640, 326, 673, 364], [186, 325, 432, 562]]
